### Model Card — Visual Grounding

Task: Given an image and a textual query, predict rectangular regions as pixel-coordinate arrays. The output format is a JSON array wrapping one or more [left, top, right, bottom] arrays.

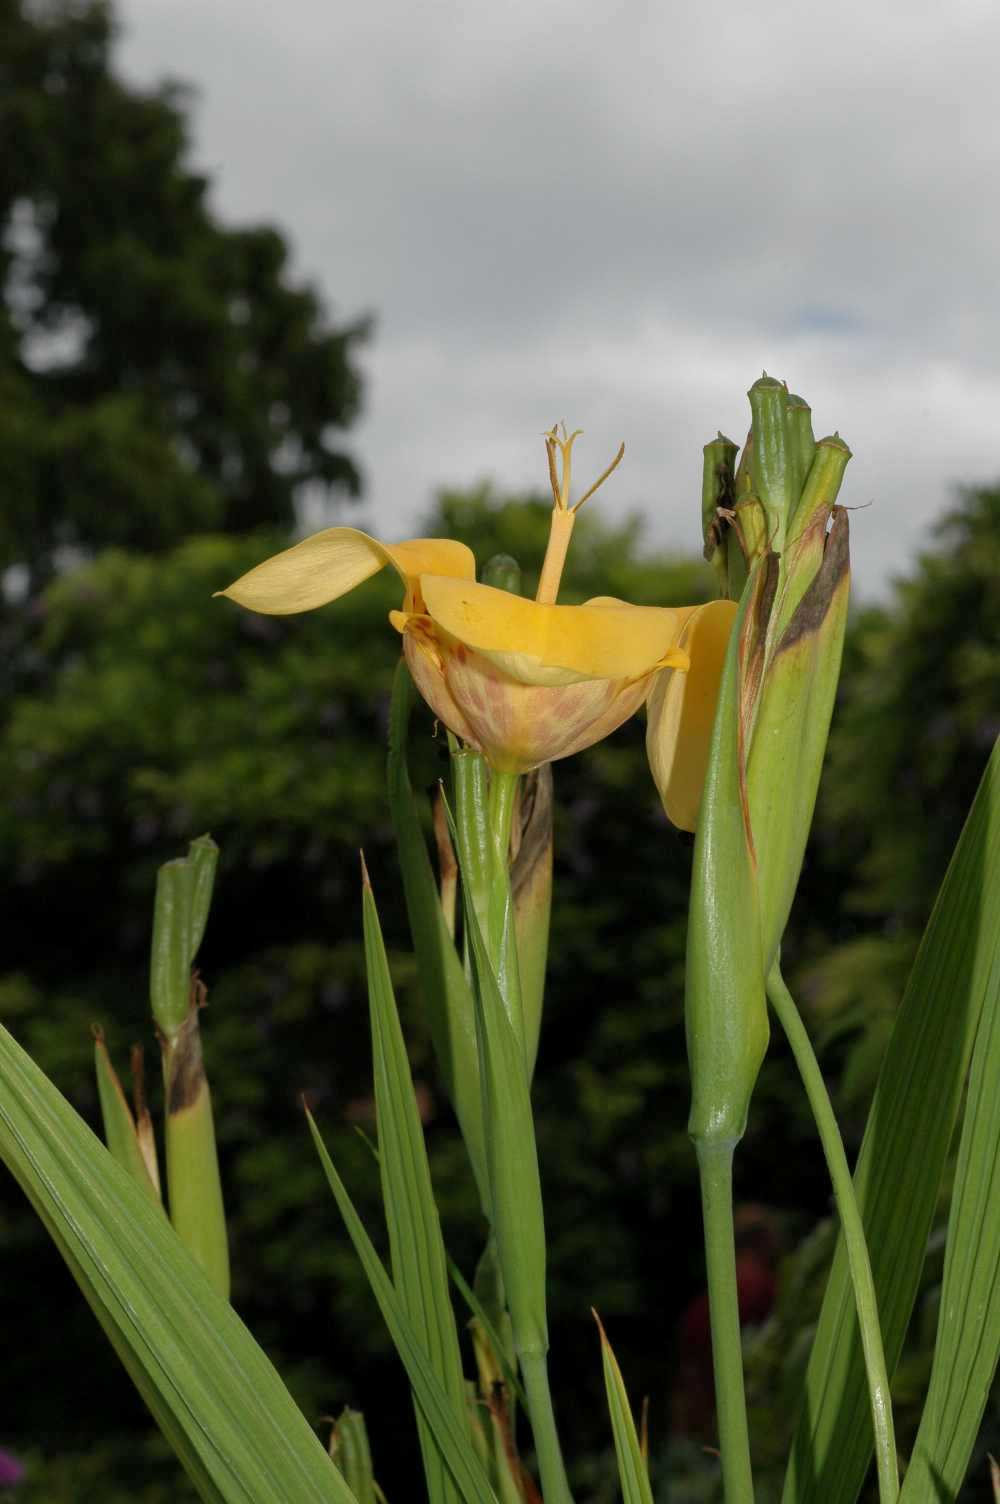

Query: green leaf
[[0, 1021, 354, 1504], [594, 1313, 654, 1504], [447, 1256, 528, 1411], [150, 834, 218, 1039], [899, 850, 1000, 1500], [307, 1109, 500, 1504], [362, 864, 468, 1504], [783, 735, 1000, 1504], [387, 663, 489, 1211]]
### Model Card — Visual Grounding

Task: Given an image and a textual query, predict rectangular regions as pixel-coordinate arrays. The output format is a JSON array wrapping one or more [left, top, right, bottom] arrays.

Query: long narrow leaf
[[307, 1109, 500, 1504], [448, 1256, 528, 1410], [783, 736, 1000, 1504], [387, 662, 489, 1210], [594, 1314, 654, 1504], [362, 864, 467, 1504], [899, 877, 1000, 1500], [0, 1022, 353, 1504]]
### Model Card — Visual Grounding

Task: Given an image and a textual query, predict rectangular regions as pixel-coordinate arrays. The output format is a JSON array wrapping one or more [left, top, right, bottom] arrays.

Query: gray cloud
[[119, 0, 1000, 596]]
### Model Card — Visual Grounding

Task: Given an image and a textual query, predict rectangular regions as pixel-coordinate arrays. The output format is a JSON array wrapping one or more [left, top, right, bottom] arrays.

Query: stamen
[[572, 441, 626, 514], [536, 427, 627, 604]]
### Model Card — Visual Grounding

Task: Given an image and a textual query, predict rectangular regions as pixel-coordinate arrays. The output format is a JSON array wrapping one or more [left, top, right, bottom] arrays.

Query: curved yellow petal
[[420, 577, 695, 684], [646, 598, 738, 832], [217, 528, 475, 615]]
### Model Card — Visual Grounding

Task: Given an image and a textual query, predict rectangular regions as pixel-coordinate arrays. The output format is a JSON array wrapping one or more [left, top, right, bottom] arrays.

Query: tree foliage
[[0, 0, 368, 580]]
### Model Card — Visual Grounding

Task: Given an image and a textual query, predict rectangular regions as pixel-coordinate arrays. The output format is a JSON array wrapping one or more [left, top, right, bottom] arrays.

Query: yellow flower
[[645, 595, 738, 831], [217, 427, 732, 806]]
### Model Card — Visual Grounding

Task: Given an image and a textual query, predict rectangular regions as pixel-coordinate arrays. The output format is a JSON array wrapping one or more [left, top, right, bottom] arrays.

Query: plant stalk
[[694, 1137, 755, 1504], [766, 965, 899, 1504], [520, 1349, 574, 1504]]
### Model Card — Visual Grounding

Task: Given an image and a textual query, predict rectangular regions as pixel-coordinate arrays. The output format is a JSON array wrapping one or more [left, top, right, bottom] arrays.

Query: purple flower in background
[[0, 1450, 24, 1487]]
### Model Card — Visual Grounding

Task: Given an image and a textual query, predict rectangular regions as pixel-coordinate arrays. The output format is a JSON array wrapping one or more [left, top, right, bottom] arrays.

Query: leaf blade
[[362, 867, 467, 1504], [0, 1021, 354, 1504], [307, 1109, 500, 1504], [783, 736, 1000, 1504], [594, 1314, 654, 1504]]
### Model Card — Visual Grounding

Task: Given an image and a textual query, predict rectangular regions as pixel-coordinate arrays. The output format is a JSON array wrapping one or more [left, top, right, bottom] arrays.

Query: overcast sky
[[116, 0, 1000, 599]]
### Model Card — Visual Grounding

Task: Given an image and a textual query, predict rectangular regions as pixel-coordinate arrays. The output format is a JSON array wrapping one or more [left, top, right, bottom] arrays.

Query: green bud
[[686, 572, 769, 1144], [150, 834, 218, 1040], [748, 375, 794, 554], [686, 378, 852, 1145], [481, 553, 522, 594], [779, 433, 852, 635], [747, 508, 851, 970], [149, 835, 228, 1299], [329, 1408, 377, 1504], [786, 393, 817, 504], [701, 433, 739, 596]]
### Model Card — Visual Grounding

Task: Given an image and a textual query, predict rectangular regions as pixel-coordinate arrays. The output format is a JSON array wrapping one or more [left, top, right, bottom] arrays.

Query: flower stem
[[451, 744, 491, 946], [521, 1349, 575, 1504], [766, 965, 899, 1504], [484, 769, 525, 1052], [695, 1136, 755, 1504], [486, 769, 518, 949]]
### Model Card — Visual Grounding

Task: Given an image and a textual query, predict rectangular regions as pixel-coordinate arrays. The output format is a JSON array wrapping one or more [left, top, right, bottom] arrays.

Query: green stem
[[486, 769, 519, 960], [520, 1349, 574, 1504], [695, 1137, 755, 1504], [451, 744, 491, 948], [766, 965, 899, 1504]]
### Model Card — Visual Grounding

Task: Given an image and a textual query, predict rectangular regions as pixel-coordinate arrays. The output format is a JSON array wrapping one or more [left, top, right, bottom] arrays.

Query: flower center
[[535, 424, 625, 605]]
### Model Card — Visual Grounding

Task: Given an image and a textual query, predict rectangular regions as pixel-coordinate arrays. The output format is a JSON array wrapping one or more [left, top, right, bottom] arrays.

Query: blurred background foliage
[[1, 2, 998, 1500]]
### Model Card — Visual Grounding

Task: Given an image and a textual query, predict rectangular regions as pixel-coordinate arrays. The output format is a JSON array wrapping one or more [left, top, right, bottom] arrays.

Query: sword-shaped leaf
[[783, 737, 1000, 1504], [361, 861, 468, 1504], [307, 1110, 500, 1504], [0, 1022, 354, 1504], [899, 851, 1000, 1500], [594, 1313, 654, 1504]]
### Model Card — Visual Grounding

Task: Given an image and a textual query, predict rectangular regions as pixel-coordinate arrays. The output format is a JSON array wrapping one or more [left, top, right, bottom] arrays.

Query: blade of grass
[[387, 662, 489, 1212], [783, 736, 1000, 1504], [307, 1108, 500, 1504], [447, 1256, 528, 1411], [767, 966, 897, 1504], [0, 1021, 354, 1504], [593, 1313, 654, 1504], [456, 839, 573, 1504], [899, 880, 1000, 1501], [362, 860, 468, 1504]]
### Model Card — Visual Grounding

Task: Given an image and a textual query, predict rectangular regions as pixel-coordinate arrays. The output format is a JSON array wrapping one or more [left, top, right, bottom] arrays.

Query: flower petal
[[402, 625, 657, 772], [217, 529, 475, 615], [420, 577, 695, 684], [646, 598, 738, 832]]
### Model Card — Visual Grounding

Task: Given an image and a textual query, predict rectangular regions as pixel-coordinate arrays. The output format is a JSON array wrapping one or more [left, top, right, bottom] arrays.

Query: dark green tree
[[0, 0, 368, 581]]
